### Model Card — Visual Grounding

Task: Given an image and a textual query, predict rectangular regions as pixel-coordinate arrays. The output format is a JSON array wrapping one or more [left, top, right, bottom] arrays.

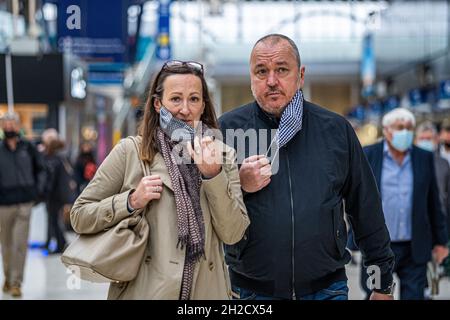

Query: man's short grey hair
[[1, 112, 20, 123], [253, 34, 301, 68], [382, 108, 416, 128], [416, 121, 437, 136]]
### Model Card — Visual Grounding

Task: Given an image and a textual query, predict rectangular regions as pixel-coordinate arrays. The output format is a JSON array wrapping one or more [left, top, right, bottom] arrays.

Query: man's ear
[[383, 127, 391, 141], [154, 98, 162, 114], [298, 66, 306, 89]]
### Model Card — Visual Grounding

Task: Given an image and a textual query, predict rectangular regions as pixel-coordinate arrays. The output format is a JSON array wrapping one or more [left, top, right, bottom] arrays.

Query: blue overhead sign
[[440, 80, 450, 100], [156, 0, 172, 60], [55, 0, 128, 63], [348, 105, 366, 122], [87, 63, 126, 85], [409, 88, 424, 106], [383, 96, 399, 113], [361, 33, 376, 98], [438, 80, 450, 109]]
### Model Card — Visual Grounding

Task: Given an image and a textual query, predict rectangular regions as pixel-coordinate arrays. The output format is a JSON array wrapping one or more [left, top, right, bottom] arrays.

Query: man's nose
[[266, 71, 278, 87]]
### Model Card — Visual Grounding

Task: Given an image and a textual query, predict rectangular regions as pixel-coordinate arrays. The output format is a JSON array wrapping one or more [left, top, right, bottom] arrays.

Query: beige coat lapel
[[148, 153, 173, 192]]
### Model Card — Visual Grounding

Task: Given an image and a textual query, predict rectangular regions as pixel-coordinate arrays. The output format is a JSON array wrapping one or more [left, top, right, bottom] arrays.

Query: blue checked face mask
[[159, 106, 195, 142], [265, 90, 304, 164]]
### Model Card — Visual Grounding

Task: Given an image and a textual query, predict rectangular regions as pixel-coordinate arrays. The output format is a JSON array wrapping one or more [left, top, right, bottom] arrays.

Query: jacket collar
[[371, 141, 384, 188], [254, 102, 280, 129], [2, 137, 23, 152]]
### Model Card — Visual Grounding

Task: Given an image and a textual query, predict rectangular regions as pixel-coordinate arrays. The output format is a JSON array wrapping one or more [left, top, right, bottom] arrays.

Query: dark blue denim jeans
[[232, 281, 349, 300]]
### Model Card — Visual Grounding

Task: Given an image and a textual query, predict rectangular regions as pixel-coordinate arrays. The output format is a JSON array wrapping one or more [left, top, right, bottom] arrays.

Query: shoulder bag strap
[[128, 136, 150, 177]]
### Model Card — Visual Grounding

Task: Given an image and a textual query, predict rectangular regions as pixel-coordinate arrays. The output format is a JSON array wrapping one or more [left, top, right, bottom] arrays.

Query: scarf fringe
[[177, 235, 189, 249], [186, 243, 206, 263], [178, 237, 205, 263]]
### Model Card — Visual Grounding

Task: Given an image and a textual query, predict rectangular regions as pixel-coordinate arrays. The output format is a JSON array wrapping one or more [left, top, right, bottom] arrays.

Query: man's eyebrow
[[254, 63, 266, 69], [254, 61, 289, 68]]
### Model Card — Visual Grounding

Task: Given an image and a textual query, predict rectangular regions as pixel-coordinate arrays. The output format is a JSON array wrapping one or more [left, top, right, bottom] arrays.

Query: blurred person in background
[[0, 112, 46, 298], [40, 129, 70, 254], [416, 121, 450, 236], [74, 142, 97, 195], [439, 119, 450, 166], [361, 108, 449, 300], [219, 34, 394, 300]]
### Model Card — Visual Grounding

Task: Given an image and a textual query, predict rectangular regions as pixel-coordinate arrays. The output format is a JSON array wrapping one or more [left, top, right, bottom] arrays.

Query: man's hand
[[369, 292, 394, 300], [239, 155, 272, 193], [433, 245, 449, 264]]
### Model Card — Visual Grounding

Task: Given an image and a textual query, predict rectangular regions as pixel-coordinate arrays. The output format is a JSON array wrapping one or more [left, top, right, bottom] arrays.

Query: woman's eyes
[[169, 96, 201, 103]]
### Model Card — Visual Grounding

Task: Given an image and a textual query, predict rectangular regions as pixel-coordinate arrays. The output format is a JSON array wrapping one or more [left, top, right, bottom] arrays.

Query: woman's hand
[[129, 175, 163, 209], [187, 136, 222, 179]]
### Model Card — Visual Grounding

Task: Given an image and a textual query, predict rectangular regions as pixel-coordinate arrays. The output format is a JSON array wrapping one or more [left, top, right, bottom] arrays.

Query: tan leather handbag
[[61, 137, 150, 283]]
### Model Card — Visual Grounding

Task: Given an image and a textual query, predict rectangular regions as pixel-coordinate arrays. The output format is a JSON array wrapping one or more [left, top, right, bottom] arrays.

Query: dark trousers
[[45, 202, 67, 252], [360, 241, 427, 300]]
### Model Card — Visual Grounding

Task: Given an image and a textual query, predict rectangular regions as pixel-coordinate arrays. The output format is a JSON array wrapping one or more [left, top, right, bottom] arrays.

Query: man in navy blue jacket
[[360, 108, 448, 300], [219, 34, 395, 300]]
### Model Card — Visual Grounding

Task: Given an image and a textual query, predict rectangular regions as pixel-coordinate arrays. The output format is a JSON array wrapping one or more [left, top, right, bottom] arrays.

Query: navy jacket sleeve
[[342, 124, 395, 291], [447, 165, 450, 226], [428, 153, 449, 246]]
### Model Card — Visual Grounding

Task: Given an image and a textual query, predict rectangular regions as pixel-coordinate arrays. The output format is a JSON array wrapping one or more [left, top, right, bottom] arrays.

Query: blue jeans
[[232, 281, 349, 300]]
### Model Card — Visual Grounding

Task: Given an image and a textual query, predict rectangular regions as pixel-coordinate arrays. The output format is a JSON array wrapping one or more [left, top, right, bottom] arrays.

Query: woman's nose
[[179, 101, 190, 116]]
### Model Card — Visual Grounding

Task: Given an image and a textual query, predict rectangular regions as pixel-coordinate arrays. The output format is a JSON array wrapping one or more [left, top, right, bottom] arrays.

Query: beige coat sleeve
[[202, 144, 250, 245], [70, 140, 139, 234]]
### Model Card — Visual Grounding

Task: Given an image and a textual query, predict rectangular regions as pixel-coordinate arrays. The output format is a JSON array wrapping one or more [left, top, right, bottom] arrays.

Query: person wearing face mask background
[[70, 61, 249, 299], [439, 119, 450, 166], [360, 108, 449, 300], [0, 112, 46, 298], [416, 121, 450, 237]]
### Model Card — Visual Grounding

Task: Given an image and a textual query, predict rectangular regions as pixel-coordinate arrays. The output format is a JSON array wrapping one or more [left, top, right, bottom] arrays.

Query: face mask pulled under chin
[[159, 106, 195, 142], [3, 130, 18, 139]]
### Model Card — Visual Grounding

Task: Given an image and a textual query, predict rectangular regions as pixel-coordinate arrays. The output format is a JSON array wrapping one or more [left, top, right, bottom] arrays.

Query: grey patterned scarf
[[156, 128, 205, 300]]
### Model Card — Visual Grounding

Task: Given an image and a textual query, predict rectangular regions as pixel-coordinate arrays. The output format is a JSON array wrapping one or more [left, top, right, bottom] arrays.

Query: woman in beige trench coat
[[70, 61, 250, 300]]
